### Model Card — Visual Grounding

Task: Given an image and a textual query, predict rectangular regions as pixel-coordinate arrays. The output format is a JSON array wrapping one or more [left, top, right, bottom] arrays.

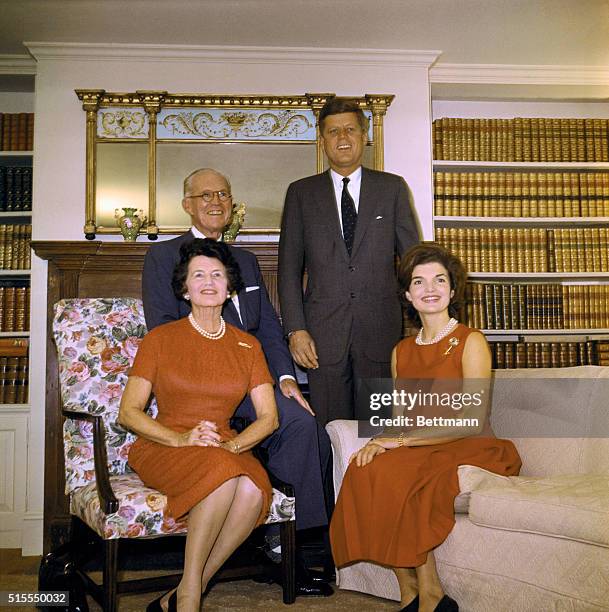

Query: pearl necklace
[[188, 313, 226, 340], [416, 317, 458, 345]]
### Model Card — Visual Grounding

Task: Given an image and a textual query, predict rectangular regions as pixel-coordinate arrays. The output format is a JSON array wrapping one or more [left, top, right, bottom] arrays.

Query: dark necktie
[[341, 177, 357, 255]]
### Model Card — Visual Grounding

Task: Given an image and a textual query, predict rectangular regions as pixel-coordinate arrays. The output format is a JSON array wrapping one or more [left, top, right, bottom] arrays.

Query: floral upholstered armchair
[[46, 298, 296, 611]]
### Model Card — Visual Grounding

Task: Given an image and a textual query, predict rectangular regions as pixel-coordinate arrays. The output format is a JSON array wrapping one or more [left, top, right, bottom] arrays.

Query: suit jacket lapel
[[223, 297, 245, 329], [351, 167, 376, 258]]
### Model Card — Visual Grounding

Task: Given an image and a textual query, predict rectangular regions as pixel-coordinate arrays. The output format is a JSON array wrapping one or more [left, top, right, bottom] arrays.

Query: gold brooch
[[238, 341, 253, 349], [444, 337, 460, 355]]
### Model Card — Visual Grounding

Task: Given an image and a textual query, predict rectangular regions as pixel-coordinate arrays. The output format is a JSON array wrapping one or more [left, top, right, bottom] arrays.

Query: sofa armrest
[[325, 420, 371, 500]]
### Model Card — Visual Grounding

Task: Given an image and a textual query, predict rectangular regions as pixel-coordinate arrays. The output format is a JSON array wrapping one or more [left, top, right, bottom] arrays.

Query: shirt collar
[[330, 166, 362, 189], [190, 226, 223, 242]]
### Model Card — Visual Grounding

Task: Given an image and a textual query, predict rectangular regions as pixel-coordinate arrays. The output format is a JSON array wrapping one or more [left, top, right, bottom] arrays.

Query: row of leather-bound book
[[433, 117, 609, 162], [0, 166, 33, 211], [0, 112, 34, 151], [0, 339, 29, 405], [464, 283, 609, 330], [435, 227, 609, 273], [434, 171, 609, 217], [0, 284, 30, 332], [489, 340, 608, 369], [0, 356, 28, 404], [0, 224, 32, 270]]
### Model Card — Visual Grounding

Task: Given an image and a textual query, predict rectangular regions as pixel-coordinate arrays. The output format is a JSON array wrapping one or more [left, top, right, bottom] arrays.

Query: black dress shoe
[[400, 594, 419, 611], [296, 578, 334, 597], [434, 594, 459, 611], [146, 589, 177, 612], [295, 562, 333, 596], [306, 567, 331, 583]]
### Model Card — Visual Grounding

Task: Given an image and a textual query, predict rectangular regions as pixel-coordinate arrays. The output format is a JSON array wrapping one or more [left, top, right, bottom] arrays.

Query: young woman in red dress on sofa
[[330, 244, 521, 612]]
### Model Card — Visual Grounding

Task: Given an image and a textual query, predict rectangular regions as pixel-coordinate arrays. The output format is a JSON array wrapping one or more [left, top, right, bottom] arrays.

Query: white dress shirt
[[190, 226, 244, 322], [330, 166, 362, 237]]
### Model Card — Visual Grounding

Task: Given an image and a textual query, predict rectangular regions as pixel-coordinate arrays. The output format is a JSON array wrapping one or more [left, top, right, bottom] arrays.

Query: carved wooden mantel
[[32, 240, 280, 552]]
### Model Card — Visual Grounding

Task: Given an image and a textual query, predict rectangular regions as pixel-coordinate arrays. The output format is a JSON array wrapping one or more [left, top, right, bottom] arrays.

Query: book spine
[[3, 357, 18, 403]]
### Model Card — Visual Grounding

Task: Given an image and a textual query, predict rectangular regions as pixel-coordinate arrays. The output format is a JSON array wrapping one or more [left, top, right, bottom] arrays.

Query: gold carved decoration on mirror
[[75, 90, 394, 240]]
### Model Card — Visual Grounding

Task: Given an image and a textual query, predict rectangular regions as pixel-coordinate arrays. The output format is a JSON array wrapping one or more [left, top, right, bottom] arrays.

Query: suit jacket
[[278, 167, 419, 366], [142, 231, 295, 382]]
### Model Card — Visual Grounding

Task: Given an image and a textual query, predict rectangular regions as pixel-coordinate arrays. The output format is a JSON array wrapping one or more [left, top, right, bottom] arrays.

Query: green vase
[[115, 207, 144, 241]]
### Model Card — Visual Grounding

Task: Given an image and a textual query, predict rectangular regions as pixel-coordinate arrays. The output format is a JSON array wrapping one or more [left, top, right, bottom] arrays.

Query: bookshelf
[[432, 115, 609, 368], [0, 114, 33, 407]]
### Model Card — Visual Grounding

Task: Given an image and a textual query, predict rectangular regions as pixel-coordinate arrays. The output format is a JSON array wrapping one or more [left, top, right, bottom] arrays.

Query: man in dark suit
[[142, 168, 332, 596], [278, 98, 420, 425]]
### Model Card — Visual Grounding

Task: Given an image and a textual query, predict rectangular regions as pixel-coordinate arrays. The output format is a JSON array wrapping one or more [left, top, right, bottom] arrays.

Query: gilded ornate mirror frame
[[75, 90, 394, 240]]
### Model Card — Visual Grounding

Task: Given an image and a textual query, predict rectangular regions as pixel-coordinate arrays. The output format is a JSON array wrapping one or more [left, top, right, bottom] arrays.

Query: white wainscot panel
[[0, 413, 28, 548]]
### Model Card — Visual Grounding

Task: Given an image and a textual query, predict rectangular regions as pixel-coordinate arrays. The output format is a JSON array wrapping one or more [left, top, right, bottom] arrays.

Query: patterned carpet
[[0, 550, 397, 611]]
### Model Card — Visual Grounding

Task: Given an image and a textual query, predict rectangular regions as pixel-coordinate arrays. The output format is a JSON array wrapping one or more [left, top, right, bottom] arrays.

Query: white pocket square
[[245, 286, 260, 292], [375, 215, 383, 220]]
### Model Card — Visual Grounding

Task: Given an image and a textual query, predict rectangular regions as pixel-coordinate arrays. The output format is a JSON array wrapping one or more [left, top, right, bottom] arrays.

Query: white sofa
[[326, 366, 609, 611]]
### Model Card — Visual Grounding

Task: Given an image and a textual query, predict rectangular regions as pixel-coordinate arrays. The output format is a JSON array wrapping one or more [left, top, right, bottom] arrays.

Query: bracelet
[[398, 431, 405, 447], [230, 439, 240, 454]]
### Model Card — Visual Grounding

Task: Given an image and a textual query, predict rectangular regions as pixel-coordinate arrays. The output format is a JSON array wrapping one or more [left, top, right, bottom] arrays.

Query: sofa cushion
[[490, 366, 609, 477], [455, 465, 512, 513], [468, 473, 609, 547]]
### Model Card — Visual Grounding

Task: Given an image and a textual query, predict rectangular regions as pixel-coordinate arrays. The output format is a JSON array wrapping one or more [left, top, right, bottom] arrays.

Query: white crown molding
[[24, 42, 441, 67], [430, 63, 609, 86], [0, 54, 37, 75]]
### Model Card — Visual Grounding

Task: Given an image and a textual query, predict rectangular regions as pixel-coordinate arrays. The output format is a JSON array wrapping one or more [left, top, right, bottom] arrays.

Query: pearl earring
[[184, 294, 190, 301]]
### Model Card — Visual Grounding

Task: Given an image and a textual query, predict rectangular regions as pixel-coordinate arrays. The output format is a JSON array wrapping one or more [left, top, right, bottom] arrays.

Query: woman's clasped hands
[[177, 420, 221, 447]]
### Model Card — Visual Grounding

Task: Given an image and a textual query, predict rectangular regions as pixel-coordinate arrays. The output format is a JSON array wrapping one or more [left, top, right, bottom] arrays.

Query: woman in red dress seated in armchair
[[119, 239, 279, 612]]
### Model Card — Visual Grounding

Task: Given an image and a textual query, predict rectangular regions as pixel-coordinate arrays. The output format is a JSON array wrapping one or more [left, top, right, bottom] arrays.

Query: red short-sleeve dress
[[330, 324, 522, 567], [128, 317, 274, 525]]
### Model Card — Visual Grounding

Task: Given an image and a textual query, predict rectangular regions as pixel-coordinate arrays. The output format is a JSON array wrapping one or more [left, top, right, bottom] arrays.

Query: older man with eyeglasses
[[142, 168, 333, 597]]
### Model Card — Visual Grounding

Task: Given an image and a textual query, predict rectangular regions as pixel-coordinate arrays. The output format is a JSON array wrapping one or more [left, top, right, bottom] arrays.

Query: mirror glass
[[96, 143, 148, 229], [156, 142, 316, 230]]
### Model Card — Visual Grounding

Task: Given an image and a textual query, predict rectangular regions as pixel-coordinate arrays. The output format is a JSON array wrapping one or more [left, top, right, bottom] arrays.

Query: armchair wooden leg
[[279, 519, 296, 604], [103, 539, 119, 612]]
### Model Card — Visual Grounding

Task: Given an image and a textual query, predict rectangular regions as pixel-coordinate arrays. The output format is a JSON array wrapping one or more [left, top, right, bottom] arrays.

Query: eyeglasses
[[185, 190, 232, 203]]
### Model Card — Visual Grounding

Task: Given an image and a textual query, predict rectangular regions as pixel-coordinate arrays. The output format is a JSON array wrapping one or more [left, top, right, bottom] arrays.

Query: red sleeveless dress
[[329, 324, 521, 567]]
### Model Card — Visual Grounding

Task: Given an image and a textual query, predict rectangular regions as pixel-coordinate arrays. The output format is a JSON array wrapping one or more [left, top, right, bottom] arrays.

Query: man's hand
[[279, 378, 315, 416], [288, 330, 319, 370]]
